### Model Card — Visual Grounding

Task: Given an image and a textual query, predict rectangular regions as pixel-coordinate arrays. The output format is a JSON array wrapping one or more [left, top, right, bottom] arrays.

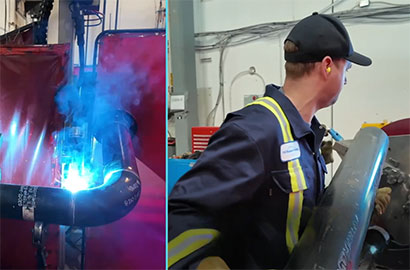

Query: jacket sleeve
[[168, 120, 266, 269]]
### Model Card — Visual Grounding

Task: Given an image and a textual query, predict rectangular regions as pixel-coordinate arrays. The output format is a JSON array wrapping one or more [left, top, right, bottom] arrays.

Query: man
[[168, 13, 385, 269]]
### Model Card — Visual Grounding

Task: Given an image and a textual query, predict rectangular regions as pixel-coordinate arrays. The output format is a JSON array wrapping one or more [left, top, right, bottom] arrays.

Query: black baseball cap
[[285, 12, 372, 66]]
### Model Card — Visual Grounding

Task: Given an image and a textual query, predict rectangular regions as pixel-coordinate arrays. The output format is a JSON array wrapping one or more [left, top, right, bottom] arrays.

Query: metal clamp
[[32, 222, 48, 269]]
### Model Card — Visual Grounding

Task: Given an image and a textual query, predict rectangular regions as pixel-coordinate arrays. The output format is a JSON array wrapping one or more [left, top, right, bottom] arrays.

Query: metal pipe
[[85, 15, 89, 66], [72, 1, 85, 78], [0, 119, 141, 227], [102, 0, 106, 32], [114, 0, 119, 30], [285, 127, 389, 270]]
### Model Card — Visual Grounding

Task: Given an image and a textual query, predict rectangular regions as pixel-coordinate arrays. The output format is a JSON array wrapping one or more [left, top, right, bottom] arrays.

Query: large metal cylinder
[[285, 127, 389, 270]]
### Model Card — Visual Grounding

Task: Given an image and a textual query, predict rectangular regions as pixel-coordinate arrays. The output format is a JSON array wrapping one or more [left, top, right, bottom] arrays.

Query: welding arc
[[0, 113, 141, 227]]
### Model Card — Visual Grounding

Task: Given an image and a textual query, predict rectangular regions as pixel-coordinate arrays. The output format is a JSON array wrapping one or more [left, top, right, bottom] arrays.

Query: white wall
[[193, 0, 331, 125], [0, 0, 5, 35], [47, 0, 60, 44], [328, 0, 410, 181], [0, 0, 16, 35], [191, 0, 410, 184]]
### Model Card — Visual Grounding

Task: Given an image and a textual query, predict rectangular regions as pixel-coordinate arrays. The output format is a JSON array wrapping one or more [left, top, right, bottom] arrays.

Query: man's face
[[327, 59, 352, 106]]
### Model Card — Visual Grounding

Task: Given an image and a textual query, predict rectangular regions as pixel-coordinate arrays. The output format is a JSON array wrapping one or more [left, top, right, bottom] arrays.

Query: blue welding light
[[369, 245, 378, 255], [27, 127, 46, 182], [103, 169, 122, 184], [10, 120, 18, 137], [62, 162, 93, 193], [364, 150, 385, 203], [32, 127, 45, 164], [4, 113, 20, 162]]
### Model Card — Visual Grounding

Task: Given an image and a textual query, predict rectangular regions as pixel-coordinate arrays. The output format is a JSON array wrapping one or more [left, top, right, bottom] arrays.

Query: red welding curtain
[[96, 30, 166, 180], [0, 44, 69, 186], [0, 32, 166, 269], [84, 30, 166, 270], [0, 44, 70, 269]]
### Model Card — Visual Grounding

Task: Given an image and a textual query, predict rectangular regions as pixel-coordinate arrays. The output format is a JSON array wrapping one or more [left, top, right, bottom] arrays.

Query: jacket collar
[[264, 84, 326, 145]]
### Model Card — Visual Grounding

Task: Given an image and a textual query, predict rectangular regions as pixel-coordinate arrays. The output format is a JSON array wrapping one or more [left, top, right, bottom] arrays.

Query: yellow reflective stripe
[[168, 229, 220, 267], [288, 159, 308, 191], [247, 96, 307, 253], [261, 97, 294, 141], [286, 191, 304, 253], [248, 97, 307, 192], [247, 100, 290, 142], [247, 97, 293, 142]]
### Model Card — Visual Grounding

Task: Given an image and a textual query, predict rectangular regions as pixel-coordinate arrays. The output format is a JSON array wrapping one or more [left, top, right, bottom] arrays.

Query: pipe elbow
[[72, 169, 141, 227]]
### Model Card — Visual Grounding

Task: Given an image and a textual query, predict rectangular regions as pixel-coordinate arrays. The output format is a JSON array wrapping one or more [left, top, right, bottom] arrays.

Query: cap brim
[[345, 51, 372, 66]]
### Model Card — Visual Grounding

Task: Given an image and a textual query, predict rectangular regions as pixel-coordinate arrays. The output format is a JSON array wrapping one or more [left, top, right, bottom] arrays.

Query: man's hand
[[375, 187, 392, 216], [320, 140, 334, 164]]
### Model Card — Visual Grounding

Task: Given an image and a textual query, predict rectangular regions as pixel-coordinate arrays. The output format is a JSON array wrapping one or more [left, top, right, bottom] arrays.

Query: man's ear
[[321, 56, 333, 78]]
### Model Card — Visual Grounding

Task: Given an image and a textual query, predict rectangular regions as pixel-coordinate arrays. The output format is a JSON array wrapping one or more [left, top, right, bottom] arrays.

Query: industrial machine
[[361, 120, 410, 269]]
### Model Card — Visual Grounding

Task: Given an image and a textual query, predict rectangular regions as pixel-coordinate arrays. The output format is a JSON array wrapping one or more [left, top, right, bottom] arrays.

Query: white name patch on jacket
[[280, 141, 301, 162]]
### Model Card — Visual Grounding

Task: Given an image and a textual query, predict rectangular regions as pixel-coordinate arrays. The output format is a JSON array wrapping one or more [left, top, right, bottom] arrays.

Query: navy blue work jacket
[[169, 84, 327, 269]]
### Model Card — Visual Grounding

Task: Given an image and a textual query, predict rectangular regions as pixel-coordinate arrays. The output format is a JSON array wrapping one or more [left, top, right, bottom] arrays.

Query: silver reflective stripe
[[290, 161, 305, 191], [289, 192, 302, 246]]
